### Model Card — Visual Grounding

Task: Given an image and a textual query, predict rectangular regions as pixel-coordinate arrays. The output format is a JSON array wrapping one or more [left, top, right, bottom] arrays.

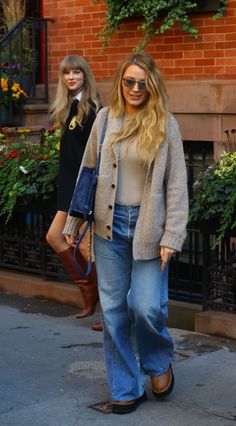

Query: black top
[[57, 99, 97, 212]]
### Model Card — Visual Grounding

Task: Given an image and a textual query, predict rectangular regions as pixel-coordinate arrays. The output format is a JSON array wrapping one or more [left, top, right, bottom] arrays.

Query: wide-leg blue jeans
[[94, 203, 174, 402]]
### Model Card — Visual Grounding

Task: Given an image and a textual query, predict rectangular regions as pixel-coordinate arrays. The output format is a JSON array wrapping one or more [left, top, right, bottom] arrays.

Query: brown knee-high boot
[[74, 262, 99, 318], [58, 247, 99, 318]]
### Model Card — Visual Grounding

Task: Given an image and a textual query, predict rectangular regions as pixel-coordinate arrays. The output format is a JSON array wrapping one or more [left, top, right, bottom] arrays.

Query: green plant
[[189, 150, 236, 242], [95, 0, 227, 51], [0, 76, 27, 107], [0, 126, 61, 221], [0, 0, 25, 32]]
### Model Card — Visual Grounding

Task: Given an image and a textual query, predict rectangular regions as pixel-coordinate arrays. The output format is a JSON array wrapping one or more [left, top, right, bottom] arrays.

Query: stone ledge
[[0, 269, 84, 308], [168, 300, 201, 331], [0, 269, 201, 331], [195, 310, 236, 340]]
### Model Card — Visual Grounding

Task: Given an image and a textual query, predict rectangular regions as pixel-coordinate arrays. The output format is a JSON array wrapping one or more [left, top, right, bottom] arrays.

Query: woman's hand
[[65, 234, 76, 246], [160, 246, 176, 271]]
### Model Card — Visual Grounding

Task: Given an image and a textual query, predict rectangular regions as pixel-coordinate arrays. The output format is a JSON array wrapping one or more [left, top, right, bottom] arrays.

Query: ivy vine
[[94, 0, 227, 51]]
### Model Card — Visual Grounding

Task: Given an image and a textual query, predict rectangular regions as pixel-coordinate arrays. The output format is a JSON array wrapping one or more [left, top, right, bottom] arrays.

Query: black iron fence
[[200, 221, 236, 311], [0, 207, 68, 281], [1, 209, 235, 312]]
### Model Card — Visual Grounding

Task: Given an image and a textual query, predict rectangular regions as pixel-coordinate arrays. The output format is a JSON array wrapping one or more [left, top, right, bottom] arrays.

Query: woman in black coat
[[46, 55, 102, 330]]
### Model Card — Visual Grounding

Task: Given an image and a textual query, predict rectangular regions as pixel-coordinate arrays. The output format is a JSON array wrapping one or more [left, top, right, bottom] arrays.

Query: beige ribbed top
[[115, 140, 148, 205]]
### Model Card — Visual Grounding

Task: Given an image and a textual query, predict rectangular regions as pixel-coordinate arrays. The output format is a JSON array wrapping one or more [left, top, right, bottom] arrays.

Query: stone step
[[1, 268, 235, 339], [0, 269, 202, 332], [195, 310, 236, 340], [0, 269, 84, 309], [21, 80, 112, 130], [23, 103, 50, 127]]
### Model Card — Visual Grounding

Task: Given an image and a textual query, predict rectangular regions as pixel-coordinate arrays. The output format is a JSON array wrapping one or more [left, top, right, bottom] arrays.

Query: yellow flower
[[17, 128, 31, 133], [11, 82, 21, 92], [0, 77, 27, 107], [1, 78, 8, 90]]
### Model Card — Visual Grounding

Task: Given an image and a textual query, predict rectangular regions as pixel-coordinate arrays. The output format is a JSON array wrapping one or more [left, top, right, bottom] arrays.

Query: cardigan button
[[107, 235, 111, 240], [108, 205, 113, 210], [111, 184, 116, 189], [113, 163, 117, 168], [106, 225, 111, 230]]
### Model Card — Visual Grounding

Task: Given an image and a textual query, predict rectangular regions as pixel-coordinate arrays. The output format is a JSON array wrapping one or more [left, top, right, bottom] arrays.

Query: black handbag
[[69, 111, 108, 276]]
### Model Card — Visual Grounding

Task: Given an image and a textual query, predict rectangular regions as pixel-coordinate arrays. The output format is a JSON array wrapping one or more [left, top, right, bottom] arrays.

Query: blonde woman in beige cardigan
[[64, 52, 188, 414]]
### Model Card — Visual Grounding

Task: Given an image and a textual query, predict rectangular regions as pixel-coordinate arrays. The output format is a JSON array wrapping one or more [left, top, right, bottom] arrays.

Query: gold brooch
[[69, 116, 78, 130]]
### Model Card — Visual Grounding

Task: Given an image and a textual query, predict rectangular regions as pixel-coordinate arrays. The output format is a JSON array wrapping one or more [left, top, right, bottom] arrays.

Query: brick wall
[[43, 0, 236, 142], [43, 0, 236, 83]]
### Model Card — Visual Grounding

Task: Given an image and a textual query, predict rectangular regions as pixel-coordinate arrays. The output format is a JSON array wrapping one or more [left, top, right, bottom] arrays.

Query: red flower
[[8, 150, 20, 160], [35, 155, 43, 161]]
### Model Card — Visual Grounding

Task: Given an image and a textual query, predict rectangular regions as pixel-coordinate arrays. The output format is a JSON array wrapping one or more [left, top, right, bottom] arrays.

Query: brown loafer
[[151, 365, 174, 398]]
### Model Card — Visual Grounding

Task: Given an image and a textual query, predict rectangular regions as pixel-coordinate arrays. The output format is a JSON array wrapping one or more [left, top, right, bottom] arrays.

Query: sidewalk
[[0, 292, 236, 426]]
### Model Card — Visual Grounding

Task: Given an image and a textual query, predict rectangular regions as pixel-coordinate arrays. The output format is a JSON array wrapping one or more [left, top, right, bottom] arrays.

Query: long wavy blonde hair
[[50, 55, 101, 127], [109, 52, 168, 165]]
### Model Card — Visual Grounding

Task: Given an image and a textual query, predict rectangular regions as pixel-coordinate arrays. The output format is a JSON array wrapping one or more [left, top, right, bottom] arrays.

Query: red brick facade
[[43, 1, 236, 143], [43, 0, 236, 82]]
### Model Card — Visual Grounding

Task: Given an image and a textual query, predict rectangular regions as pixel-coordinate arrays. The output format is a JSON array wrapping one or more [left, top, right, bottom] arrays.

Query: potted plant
[[0, 126, 61, 221], [95, 0, 227, 51], [189, 145, 236, 243]]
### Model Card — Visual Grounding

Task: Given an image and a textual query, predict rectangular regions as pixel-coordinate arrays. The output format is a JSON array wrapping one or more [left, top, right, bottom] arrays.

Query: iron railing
[[0, 206, 68, 281], [168, 141, 214, 304], [0, 17, 53, 126], [1, 209, 235, 312], [200, 221, 236, 311]]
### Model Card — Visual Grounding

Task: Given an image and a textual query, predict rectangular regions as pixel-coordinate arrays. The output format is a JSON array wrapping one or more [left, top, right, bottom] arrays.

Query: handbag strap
[[72, 109, 109, 277], [95, 108, 109, 176], [73, 221, 91, 276]]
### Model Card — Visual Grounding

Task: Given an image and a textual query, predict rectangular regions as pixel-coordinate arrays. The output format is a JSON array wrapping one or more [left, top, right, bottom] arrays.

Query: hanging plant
[[94, 0, 227, 51]]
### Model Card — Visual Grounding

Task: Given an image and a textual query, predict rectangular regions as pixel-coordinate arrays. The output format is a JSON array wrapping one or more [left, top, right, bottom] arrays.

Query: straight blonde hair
[[109, 52, 168, 165], [50, 55, 101, 127]]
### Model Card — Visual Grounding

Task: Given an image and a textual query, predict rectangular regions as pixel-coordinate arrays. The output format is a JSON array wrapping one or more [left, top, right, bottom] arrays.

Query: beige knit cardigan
[[63, 107, 189, 260]]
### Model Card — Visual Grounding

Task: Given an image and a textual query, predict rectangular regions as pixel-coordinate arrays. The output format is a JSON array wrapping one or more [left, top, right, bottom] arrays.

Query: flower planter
[[125, 0, 222, 19], [0, 127, 60, 221], [193, 0, 221, 13]]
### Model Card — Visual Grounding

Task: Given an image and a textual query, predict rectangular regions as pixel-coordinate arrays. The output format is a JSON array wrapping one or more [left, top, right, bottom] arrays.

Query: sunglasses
[[122, 78, 147, 91]]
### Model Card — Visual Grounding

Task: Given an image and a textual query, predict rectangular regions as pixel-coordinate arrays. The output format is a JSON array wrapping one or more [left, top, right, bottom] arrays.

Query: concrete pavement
[[0, 292, 236, 426]]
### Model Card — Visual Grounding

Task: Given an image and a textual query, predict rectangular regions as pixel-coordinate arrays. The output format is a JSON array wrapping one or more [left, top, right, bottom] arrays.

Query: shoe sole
[[112, 392, 147, 414]]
